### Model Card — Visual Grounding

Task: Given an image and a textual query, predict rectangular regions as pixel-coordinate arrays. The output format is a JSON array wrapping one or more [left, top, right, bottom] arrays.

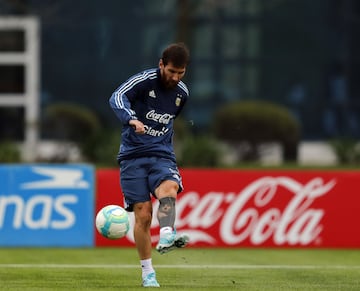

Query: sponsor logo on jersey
[[146, 110, 174, 124], [149, 90, 156, 98]]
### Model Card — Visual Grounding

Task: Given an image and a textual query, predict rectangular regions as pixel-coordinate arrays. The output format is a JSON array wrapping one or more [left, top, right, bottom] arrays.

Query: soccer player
[[109, 43, 190, 287]]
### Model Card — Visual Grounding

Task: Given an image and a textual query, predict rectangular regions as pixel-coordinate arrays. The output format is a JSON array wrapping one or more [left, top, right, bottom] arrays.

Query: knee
[[156, 180, 179, 199], [134, 202, 153, 228], [138, 212, 152, 227]]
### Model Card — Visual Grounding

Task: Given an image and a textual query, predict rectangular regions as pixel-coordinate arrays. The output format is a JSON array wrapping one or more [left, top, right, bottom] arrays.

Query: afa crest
[[175, 96, 182, 106]]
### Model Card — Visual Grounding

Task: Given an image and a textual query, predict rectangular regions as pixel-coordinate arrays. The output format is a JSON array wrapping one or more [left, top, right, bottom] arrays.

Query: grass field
[[0, 248, 359, 290]]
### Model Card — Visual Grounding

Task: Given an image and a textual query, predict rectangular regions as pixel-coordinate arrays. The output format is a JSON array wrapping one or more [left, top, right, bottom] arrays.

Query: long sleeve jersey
[[109, 68, 189, 162]]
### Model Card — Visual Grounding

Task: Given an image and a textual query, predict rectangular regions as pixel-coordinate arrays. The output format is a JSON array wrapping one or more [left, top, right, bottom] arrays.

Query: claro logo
[[0, 167, 90, 230]]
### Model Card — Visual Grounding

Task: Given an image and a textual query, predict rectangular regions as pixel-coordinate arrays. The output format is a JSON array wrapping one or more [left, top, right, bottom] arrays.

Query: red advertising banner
[[95, 169, 360, 248]]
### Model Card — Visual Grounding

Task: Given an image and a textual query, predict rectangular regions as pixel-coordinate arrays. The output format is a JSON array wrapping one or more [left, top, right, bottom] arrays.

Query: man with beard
[[109, 43, 190, 287]]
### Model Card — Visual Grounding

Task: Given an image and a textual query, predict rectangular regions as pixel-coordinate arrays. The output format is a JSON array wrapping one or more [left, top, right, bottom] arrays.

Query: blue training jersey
[[109, 68, 189, 162]]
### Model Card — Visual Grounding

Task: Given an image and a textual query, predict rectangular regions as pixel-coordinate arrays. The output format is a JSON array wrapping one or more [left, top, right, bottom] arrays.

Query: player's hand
[[129, 119, 146, 134]]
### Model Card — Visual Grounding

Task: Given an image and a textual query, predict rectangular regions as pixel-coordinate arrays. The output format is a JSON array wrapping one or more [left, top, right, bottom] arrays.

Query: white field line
[[0, 264, 360, 270]]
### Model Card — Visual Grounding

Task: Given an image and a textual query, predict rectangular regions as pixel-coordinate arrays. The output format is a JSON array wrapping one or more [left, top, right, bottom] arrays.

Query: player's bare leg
[[155, 180, 189, 254], [133, 201, 160, 287]]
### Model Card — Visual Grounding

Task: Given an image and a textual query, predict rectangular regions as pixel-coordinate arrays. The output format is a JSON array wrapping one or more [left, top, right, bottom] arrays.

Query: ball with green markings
[[95, 205, 130, 239]]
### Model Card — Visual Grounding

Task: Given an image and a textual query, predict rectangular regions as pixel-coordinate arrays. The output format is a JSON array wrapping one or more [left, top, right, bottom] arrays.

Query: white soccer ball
[[95, 205, 130, 239]]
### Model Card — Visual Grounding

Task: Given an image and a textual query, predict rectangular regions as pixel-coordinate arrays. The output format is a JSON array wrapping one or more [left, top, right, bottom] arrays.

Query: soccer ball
[[95, 205, 130, 239]]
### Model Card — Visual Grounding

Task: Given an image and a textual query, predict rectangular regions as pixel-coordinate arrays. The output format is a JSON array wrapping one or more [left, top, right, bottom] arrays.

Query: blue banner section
[[0, 164, 94, 247]]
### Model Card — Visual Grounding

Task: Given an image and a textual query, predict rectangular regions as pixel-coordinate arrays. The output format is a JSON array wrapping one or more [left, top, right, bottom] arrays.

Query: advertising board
[[96, 169, 360, 248], [0, 164, 94, 247]]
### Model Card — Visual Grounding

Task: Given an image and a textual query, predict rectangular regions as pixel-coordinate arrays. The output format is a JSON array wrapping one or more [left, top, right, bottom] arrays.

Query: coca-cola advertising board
[[95, 169, 360, 248]]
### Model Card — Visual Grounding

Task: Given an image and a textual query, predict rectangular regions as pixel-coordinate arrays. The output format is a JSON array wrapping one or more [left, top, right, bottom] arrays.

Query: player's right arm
[[109, 87, 138, 126], [129, 119, 145, 134], [109, 92, 145, 134], [109, 70, 155, 128]]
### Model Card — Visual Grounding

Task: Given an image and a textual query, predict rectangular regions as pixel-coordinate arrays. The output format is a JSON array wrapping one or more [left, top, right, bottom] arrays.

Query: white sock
[[141, 258, 155, 279], [160, 226, 173, 237]]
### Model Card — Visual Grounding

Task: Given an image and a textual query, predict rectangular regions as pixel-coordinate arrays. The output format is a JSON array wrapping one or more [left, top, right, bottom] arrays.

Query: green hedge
[[42, 102, 102, 162], [0, 141, 21, 163], [178, 136, 221, 167], [213, 100, 301, 161]]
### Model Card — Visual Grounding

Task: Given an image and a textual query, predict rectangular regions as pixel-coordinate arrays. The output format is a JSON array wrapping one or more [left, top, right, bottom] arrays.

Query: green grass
[[0, 248, 360, 290]]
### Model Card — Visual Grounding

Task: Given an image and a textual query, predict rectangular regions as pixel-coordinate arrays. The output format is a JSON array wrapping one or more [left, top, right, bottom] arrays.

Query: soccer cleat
[[156, 231, 189, 254], [142, 272, 160, 288]]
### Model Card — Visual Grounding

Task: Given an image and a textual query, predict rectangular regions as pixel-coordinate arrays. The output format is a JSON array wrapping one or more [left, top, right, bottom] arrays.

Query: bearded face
[[159, 59, 186, 89]]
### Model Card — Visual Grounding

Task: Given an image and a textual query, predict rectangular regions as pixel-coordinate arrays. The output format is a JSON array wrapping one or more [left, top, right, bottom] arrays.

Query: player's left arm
[[175, 84, 189, 118]]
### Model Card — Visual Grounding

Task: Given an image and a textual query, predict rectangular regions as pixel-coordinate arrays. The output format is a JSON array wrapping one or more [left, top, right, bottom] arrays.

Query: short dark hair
[[161, 42, 190, 68]]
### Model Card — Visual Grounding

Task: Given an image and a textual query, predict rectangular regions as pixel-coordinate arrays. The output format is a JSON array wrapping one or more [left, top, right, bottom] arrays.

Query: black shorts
[[119, 157, 183, 211]]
